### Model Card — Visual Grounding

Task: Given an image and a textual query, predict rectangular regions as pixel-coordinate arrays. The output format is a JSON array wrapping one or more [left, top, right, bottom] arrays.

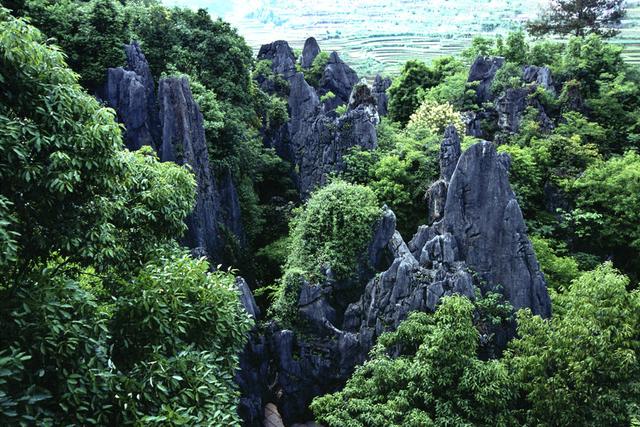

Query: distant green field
[[162, 0, 640, 77]]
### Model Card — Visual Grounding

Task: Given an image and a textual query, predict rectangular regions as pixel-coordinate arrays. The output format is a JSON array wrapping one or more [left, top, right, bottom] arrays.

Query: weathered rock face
[[523, 65, 555, 94], [104, 43, 245, 265], [285, 68, 379, 198], [257, 39, 380, 199], [439, 125, 462, 181], [287, 71, 321, 169], [318, 51, 359, 110], [217, 167, 245, 245], [300, 37, 321, 69], [468, 56, 505, 104], [258, 40, 297, 81], [495, 87, 529, 133], [158, 77, 224, 259], [426, 179, 448, 225], [104, 42, 159, 151], [426, 125, 461, 225], [372, 74, 392, 116], [239, 130, 551, 425], [297, 88, 379, 197], [464, 57, 557, 137], [125, 42, 156, 104], [444, 141, 551, 316], [495, 86, 554, 134]]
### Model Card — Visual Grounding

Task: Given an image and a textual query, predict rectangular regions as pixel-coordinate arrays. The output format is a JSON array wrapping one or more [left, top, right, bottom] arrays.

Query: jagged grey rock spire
[[300, 36, 320, 68], [104, 42, 160, 151]]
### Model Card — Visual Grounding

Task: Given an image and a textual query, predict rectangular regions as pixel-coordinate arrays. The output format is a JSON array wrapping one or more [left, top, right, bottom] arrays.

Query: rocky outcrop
[[157, 77, 224, 259], [495, 86, 554, 134], [104, 43, 245, 265], [439, 125, 462, 181], [425, 125, 461, 224], [285, 66, 379, 198], [467, 56, 504, 104], [523, 65, 555, 94], [257, 39, 379, 199], [300, 37, 321, 69], [443, 141, 551, 316], [104, 42, 159, 151], [239, 129, 551, 425], [217, 167, 245, 245], [318, 51, 359, 110], [372, 74, 391, 116], [258, 40, 297, 81], [297, 84, 379, 197], [287, 72, 321, 167], [465, 57, 558, 137], [495, 87, 530, 133]]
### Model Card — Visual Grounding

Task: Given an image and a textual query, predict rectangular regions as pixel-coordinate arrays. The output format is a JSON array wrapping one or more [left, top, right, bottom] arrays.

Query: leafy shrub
[[311, 296, 516, 426], [0, 10, 124, 274], [0, 273, 113, 425], [110, 251, 253, 425], [270, 268, 306, 327], [569, 151, 640, 276], [388, 57, 463, 125], [531, 236, 580, 291], [342, 119, 440, 237], [406, 99, 465, 137], [305, 51, 329, 87], [508, 263, 640, 426], [0, 13, 253, 425], [491, 62, 524, 95], [286, 180, 381, 281], [501, 30, 529, 65], [320, 90, 336, 102]]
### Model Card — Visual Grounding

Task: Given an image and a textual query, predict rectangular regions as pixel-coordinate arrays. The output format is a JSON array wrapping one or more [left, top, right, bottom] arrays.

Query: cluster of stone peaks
[[102, 42, 244, 264], [101, 37, 553, 426], [238, 131, 550, 427], [257, 37, 389, 198]]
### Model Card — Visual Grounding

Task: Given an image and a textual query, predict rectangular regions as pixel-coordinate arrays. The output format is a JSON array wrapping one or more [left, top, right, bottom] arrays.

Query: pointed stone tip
[[440, 125, 462, 182]]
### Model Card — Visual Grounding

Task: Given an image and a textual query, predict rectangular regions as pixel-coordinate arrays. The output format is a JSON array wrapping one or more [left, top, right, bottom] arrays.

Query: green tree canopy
[[508, 262, 640, 426], [286, 180, 381, 281], [311, 296, 516, 427], [527, 0, 626, 38], [0, 11, 252, 425]]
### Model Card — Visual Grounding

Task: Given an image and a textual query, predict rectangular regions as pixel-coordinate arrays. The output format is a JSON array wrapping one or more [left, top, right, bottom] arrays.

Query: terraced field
[[163, 0, 640, 77]]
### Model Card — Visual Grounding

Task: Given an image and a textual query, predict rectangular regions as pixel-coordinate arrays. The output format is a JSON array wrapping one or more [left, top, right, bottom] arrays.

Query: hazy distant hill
[[164, 0, 640, 76]]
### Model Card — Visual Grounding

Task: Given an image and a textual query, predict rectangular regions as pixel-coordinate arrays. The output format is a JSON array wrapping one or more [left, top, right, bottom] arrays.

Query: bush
[[320, 90, 336, 102], [0, 10, 124, 274], [305, 51, 329, 87], [110, 251, 253, 424], [311, 296, 516, 426], [491, 62, 524, 95], [406, 99, 465, 137], [286, 180, 381, 281], [569, 151, 640, 277], [0, 273, 113, 425], [508, 263, 640, 426], [531, 236, 580, 291]]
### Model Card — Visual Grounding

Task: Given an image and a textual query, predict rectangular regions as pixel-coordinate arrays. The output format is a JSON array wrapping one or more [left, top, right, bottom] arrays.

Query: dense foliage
[[387, 57, 464, 125], [311, 295, 515, 426], [3, 0, 640, 424], [313, 264, 640, 426], [285, 180, 380, 281], [0, 10, 252, 425]]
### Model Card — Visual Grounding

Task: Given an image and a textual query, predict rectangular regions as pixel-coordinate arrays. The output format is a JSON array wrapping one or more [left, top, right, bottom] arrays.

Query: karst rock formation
[[103, 40, 552, 426]]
